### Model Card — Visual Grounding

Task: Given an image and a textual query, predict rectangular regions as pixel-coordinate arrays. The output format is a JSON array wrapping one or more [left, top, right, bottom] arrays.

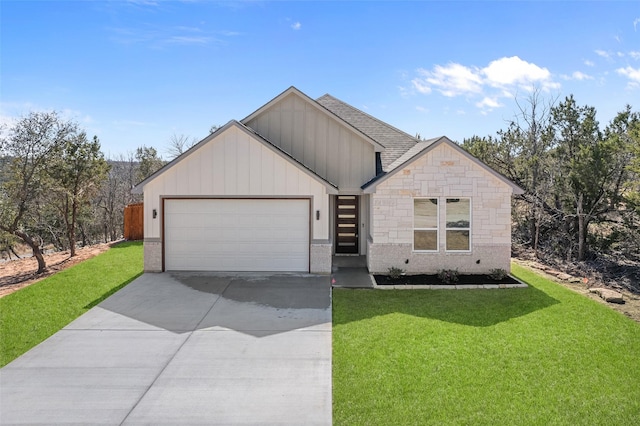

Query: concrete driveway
[[0, 273, 332, 425]]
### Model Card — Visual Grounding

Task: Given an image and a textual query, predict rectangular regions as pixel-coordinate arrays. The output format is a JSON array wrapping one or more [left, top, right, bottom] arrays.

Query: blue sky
[[2, 1, 639, 158]]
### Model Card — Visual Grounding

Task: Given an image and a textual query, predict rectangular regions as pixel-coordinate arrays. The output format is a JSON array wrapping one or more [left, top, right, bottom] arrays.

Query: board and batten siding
[[244, 92, 376, 191], [142, 125, 330, 241]]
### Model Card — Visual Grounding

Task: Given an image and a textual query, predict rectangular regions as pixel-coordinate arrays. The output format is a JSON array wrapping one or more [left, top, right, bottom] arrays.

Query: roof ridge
[[317, 94, 420, 143]]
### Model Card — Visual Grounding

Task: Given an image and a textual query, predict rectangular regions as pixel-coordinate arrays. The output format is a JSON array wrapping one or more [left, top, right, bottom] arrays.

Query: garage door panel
[[164, 199, 309, 272]]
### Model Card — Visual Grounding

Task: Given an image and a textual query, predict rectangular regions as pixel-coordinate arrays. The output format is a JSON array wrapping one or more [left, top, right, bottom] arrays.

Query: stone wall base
[[367, 240, 511, 275], [143, 240, 162, 272], [310, 242, 332, 274]]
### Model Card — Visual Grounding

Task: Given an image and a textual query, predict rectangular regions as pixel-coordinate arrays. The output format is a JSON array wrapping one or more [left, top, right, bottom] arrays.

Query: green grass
[[333, 263, 640, 425], [0, 241, 143, 367]]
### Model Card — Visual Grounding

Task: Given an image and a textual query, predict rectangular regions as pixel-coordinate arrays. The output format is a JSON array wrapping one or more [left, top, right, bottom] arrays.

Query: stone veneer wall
[[310, 241, 332, 274], [143, 239, 162, 272], [368, 143, 513, 274]]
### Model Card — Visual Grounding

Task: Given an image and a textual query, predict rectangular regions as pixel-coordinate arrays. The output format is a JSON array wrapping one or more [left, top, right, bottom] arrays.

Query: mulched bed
[[374, 274, 520, 286]]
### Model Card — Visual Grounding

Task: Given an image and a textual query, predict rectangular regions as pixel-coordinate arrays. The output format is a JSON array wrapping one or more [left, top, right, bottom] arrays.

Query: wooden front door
[[335, 195, 359, 254]]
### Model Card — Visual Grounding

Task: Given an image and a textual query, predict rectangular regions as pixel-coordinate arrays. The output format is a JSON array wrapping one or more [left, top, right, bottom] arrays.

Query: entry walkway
[[0, 273, 332, 425], [331, 256, 373, 288]]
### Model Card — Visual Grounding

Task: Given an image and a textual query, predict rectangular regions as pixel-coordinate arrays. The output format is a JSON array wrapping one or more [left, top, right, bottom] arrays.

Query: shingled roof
[[316, 94, 419, 172]]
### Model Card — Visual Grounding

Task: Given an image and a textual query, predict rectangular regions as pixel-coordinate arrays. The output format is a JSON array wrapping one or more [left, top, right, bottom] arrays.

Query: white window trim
[[413, 197, 439, 252], [445, 197, 472, 252]]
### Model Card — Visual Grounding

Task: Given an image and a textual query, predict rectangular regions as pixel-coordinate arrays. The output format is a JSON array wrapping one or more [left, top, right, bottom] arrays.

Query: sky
[[2, 1, 639, 158]]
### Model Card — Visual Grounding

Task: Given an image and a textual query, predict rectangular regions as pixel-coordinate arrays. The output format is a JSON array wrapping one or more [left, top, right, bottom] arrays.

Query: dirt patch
[[514, 259, 640, 323], [0, 243, 115, 298]]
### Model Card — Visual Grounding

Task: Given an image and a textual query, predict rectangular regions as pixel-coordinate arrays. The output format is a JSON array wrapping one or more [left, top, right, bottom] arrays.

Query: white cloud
[[475, 97, 502, 109], [413, 63, 482, 97], [634, 17, 640, 31], [410, 56, 559, 112], [291, 22, 301, 30], [630, 51, 640, 60], [415, 106, 429, 113], [564, 71, 594, 81], [617, 66, 640, 88], [584, 60, 595, 67], [482, 56, 554, 90], [595, 49, 610, 58], [411, 79, 432, 94]]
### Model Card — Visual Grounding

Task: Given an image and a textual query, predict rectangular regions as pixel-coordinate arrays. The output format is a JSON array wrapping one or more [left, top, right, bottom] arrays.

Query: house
[[132, 87, 524, 274]]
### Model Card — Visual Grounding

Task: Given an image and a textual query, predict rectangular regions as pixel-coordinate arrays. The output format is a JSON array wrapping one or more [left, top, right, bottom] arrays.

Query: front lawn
[[333, 264, 640, 425], [0, 241, 143, 367]]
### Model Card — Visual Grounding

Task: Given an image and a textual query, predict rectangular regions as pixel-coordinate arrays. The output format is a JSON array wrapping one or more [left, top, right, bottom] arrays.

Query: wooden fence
[[124, 203, 144, 241]]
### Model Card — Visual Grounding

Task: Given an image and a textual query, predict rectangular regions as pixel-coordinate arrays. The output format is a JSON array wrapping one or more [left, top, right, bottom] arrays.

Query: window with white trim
[[413, 198, 438, 251], [445, 198, 471, 251]]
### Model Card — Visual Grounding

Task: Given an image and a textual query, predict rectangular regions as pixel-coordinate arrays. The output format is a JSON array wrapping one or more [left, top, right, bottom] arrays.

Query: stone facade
[[143, 239, 162, 272], [367, 239, 511, 274], [368, 143, 514, 274], [310, 241, 332, 274]]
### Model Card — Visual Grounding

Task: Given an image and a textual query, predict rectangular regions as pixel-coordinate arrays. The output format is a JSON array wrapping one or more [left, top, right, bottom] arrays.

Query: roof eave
[[131, 120, 236, 194], [131, 119, 339, 196], [363, 136, 525, 195]]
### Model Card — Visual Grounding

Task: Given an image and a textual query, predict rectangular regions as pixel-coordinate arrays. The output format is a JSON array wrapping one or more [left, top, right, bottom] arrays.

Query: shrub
[[438, 269, 459, 284], [388, 266, 405, 280], [489, 268, 509, 281]]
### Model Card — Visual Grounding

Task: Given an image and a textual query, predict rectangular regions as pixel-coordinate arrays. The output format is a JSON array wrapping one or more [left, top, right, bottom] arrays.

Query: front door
[[335, 195, 359, 254]]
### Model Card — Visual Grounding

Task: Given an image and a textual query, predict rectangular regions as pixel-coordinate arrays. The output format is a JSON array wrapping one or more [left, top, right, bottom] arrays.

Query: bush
[[489, 268, 509, 281], [388, 267, 405, 280], [438, 269, 459, 284]]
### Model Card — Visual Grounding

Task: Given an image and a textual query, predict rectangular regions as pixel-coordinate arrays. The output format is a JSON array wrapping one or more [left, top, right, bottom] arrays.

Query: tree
[[606, 106, 640, 212], [506, 89, 556, 254], [135, 145, 165, 182], [165, 133, 197, 159], [49, 133, 109, 257], [0, 112, 76, 273], [550, 95, 629, 261], [96, 152, 141, 242], [463, 89, 556, 256]]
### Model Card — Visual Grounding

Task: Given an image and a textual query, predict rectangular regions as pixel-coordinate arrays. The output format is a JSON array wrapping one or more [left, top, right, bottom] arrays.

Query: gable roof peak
[[241, 87, 385, 151]]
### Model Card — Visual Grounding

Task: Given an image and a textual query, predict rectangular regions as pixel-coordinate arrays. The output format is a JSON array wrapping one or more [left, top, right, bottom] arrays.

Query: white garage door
[[164, 199, 309, 272]]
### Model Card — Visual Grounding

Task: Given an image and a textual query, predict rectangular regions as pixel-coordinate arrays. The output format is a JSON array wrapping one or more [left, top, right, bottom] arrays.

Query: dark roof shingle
[[316, 94, 419, 172]]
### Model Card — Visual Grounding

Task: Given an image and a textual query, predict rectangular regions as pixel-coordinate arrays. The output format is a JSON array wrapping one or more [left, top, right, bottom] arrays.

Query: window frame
[[413, 197, 439, 252], [445, 197, 471, 252]]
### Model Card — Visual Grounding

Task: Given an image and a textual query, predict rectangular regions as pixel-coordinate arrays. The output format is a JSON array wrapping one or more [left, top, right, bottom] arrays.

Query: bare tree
[[165, 133, 197, 159], [96, 152, 140, 242], [509, 87, 557, 255]]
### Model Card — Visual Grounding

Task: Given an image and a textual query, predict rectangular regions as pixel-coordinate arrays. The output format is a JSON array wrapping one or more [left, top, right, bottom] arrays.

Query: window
[[445, 198, 470, 251], [414, 198, 438, 251]]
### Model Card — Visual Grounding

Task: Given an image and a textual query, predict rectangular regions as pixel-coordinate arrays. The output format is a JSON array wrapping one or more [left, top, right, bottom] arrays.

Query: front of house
[[132, 87, 523, 274]]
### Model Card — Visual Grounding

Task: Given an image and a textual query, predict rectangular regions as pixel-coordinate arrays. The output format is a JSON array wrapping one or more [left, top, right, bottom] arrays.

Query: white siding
[[245, 92, 376, 190], [142, 126, 330, 240]]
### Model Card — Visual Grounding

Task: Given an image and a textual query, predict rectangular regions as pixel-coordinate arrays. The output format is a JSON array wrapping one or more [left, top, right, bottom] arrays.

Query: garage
[[164, 199, 310, 272]]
